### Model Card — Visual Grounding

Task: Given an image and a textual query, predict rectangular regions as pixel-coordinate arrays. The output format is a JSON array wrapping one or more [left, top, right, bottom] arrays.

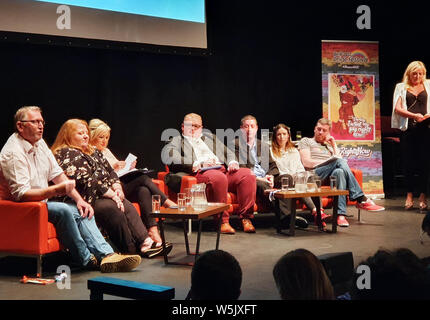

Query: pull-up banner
[[322, 40, 384, 198]]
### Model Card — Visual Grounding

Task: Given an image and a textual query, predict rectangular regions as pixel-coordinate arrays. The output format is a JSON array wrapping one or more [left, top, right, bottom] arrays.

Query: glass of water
[[281, 176, 291, 191], [177, 193, 186, 211], [184, 188, 192, 207], [152, 195, 161, 213], [329, 176, 337, 190]]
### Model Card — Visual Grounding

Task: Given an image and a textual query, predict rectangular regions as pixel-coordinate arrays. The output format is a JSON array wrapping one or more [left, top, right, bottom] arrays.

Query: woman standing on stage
[[393, 61, 430, 212]]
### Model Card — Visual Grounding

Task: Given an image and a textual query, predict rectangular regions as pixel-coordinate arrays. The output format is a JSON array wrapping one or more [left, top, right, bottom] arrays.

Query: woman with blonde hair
[[88, 119, 176, 244], [51, 119, 169, 258], [393, 61, 430, 211]]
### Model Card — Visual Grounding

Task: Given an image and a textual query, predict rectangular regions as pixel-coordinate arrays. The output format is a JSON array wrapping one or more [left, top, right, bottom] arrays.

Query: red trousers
[[195, 167, 256, 223]]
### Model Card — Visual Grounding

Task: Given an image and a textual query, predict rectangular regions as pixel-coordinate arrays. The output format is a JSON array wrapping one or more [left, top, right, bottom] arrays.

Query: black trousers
[[400, 125, 430, 194], [121, 174, 168, 228], [93, 198, 148, 254], [256, 175, 315, 219]]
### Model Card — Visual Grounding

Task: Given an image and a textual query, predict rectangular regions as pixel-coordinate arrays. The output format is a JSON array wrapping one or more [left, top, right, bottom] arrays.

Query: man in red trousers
[[163, 113, 257, 234]]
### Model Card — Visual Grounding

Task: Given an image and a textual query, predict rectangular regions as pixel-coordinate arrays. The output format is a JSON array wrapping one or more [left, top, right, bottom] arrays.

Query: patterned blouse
[[54, 147, 120, 206]]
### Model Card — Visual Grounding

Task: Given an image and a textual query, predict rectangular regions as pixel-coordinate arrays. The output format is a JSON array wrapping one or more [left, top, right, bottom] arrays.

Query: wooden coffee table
[[150, 203, 230, 265], [266, 187, 350, 236]]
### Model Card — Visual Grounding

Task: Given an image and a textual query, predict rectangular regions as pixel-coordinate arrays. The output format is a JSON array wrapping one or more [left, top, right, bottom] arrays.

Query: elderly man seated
[[162, 113, 257, 234]]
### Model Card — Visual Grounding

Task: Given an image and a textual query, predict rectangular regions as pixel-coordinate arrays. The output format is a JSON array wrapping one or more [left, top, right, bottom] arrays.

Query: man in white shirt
[[298, 118, 385, 227], [0, 106, 141, 272], [164, 113, 257, 234]]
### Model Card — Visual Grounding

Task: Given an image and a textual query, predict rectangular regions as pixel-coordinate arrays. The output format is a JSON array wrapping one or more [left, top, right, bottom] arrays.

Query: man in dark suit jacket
[[230, 115, 309, 229], [162, 113, 257, 234]]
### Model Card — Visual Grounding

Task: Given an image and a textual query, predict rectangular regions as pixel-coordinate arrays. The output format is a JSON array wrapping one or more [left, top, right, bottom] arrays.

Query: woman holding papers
[[393, 61, 430, 211], [51, 119, 170, 258], [88, 119, 176, 244], [270, 123, 330, 225]]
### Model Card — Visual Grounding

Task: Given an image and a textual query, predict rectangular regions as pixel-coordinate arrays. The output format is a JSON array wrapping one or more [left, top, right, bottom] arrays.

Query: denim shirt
[[250, 142, 266, 178]]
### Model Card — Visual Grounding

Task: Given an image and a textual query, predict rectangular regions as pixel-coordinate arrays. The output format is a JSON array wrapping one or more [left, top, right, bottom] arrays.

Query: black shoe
[[279, 215, 309, 229], [142, 242, 173, 258], [295, 216, 309, 229], [84, 254, 99, 271], [152, 242, 174, 258]]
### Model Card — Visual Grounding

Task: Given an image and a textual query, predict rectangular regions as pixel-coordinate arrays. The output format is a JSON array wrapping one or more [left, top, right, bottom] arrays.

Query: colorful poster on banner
[[322, 41, 384, 198], [329, 73, 375, 141]]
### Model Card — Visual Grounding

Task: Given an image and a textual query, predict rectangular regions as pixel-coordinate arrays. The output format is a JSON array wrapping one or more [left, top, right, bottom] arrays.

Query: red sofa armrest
[[180, 176, 198, 192], [0, 200, 50, 254], [351, 168, 363, 188], [152, 178, 166, 194]]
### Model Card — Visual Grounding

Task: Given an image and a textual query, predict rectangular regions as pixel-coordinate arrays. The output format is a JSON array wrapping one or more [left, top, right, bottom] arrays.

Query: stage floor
[[1, 197, 429, 300]]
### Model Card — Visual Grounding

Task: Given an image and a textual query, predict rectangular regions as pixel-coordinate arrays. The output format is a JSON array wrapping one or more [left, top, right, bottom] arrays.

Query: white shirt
[[270, 147, 305, 176], [0, 133, 63, 201], [184, 135, 222, 168], [392, 80, 430, 131], [102, 147, 119, 168]]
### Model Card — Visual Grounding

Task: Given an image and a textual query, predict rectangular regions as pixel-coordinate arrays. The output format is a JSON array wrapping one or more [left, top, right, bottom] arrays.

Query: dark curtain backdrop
[[0, 1, 428, 171]]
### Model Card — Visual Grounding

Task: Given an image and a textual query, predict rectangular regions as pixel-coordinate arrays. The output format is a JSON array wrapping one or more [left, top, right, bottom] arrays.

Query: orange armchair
[[0, 178, 165, 276]]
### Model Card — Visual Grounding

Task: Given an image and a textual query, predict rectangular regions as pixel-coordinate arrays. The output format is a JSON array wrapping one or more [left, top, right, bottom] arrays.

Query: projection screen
[[0, 0, 207, 49]]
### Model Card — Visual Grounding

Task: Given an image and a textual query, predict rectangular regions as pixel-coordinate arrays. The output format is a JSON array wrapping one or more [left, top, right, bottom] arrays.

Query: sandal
[[405, 201, 414, 210]]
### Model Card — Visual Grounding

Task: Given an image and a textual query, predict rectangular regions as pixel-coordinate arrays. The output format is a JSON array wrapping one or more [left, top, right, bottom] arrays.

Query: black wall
[[0, 1, 429, 171]]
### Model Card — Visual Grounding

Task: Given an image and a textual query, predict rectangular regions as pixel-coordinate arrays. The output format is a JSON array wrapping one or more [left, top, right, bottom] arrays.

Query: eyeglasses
[[184, 122, 202, 129], [20, 120, 46, 126]]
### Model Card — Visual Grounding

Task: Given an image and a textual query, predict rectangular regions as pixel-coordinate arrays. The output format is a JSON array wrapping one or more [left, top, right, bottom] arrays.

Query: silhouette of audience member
[[422, 212, 430, 237], [188, 250, 242, 300], [351, 248, 430, 300], [273, 248, 335, 300]]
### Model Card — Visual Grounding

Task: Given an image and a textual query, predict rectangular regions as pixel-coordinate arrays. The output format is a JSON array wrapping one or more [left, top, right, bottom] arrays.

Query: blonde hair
[[402, 61, 427, 87], [14, 106, 42, 132], [88, 118, 111, 146], [271, 123, 295, 157], [51, 119, 94, 155]]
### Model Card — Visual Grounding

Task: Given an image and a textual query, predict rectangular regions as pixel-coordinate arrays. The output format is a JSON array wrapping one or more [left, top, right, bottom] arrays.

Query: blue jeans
[[315, 158, 364, 215], [47, 202, 113, 266]]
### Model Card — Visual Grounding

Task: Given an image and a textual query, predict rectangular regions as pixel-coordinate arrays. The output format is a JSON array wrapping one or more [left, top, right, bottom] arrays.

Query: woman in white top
[[88, 119, 176, 244], [392, 61, 430, 211], [270, 123, 330, 224]]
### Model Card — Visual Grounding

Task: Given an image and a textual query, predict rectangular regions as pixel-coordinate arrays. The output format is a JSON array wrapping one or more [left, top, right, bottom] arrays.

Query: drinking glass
[[281, 176, 290, 191], [314, 178, 322, 191], [184, 188, 192, 207], [329, 176, 337, 190], [152, 195, 161, 213], [178, 193, 186, 211]]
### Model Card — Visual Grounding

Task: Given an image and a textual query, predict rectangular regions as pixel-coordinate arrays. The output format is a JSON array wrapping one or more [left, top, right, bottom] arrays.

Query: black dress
[[401, 89, 430, 194]]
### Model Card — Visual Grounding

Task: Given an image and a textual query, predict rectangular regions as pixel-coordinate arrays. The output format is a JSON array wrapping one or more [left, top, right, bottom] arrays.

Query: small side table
[[150, 203, 230, 266], [267, 188, 350, 236]]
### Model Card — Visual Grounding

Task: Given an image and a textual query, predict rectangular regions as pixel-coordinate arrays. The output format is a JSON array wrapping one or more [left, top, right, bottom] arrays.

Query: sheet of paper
[[117, 153, 138, 177], [314, 155, 341, 169]]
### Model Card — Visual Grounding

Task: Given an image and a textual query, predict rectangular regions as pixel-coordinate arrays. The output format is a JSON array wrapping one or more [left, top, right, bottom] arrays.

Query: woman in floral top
[[51, 119, 167, 258]]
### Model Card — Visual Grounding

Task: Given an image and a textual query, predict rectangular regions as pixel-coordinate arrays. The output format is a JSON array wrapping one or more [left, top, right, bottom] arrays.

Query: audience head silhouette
[[422, 212, 430, 237], [190, 250, 242, 300], [351, 248, 430, 300], [273, 248, 334, 300]]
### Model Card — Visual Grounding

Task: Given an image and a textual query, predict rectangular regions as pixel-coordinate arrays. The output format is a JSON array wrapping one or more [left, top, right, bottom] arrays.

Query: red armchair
[[0, 179, 165, 276]]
